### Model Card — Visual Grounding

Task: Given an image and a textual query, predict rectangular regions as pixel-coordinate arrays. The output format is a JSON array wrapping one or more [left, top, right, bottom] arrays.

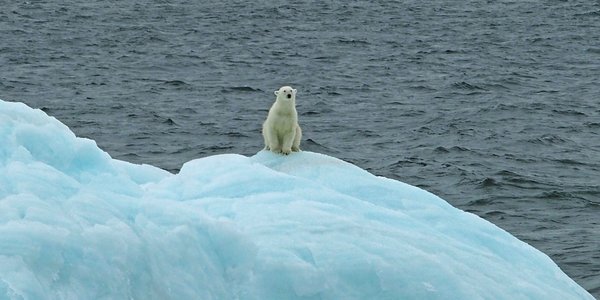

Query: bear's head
[[274, 86, 297, 102]]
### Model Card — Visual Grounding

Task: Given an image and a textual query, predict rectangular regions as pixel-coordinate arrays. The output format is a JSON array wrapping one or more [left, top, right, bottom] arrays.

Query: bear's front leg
[[262, 122, 272, 150], [262, 131, 270, 150], [281, 131, 295, 155], [267, 129, 281, 153], [292, 125, 302, 152]]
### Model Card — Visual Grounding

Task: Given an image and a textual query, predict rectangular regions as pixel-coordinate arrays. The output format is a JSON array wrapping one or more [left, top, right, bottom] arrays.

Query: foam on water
[[0, 99, 594, 299]]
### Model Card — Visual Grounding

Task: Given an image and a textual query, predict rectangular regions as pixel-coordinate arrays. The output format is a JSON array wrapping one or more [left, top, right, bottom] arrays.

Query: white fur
[[262, 86, 302, 155]]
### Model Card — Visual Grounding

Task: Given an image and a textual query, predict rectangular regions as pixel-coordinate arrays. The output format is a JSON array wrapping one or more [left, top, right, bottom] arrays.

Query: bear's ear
[[274, 90, 279, 96]]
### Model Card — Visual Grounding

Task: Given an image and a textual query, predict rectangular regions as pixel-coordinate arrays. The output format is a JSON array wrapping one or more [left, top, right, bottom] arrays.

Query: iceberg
[[0, 99, 593, 299]]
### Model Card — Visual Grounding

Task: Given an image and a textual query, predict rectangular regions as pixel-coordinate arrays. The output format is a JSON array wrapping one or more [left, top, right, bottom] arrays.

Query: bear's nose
[[287, 94, 292, 99]]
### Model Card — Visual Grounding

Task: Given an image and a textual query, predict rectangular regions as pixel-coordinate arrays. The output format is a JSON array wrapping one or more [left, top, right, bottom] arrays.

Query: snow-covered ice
[[0, 99, 594, 299]]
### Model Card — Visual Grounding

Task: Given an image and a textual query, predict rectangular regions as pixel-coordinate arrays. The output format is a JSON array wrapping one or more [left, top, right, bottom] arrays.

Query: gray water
[[1, 0, 599, 296]]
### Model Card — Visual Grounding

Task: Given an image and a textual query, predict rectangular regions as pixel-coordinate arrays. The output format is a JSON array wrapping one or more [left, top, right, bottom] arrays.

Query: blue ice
[[0, 99, 593, 299]]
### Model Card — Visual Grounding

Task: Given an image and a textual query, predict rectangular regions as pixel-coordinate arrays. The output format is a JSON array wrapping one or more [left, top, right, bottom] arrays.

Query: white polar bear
[[262, 86, 302, 155]]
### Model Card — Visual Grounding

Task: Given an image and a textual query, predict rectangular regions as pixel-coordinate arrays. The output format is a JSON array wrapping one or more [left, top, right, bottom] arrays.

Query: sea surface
[[1, 0, 599, 296]]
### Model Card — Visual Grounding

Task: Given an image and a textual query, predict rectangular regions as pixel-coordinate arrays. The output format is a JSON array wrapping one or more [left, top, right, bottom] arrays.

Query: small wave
[[443, 49, 464, 54], [537, 190, 576, 199], [551, 109, 587, 116], [312, 101, 335, 113], [161, 80, 193, 91], [586, 48, 600, 54], [163, 80, 189, 87], [510, 71, 537, 79], [389, 158, 428, 168], [479, 177, 499, 187], [433, 146, 470, 153], [198, 121, 217, 126], [301, 111, 320, 116], [450, 81, 486, 91], [528, 134, 569, 145], [355, 129, 381, 138], [175, 107, 197, 114], [408, 85, 437, 92], [434, 146, 450, 153], [163, 118, 177, 125], [313, 55, 339, 61], [490, 103, 519, 111], [534, 90, 560, 94], [226, 132, 248, 138], [554, 158, 586, 166], [467, 198, 494, 206], [495, 170, 542, 186], [574, 10, 600, 17], [302, 138, 338, 153], [121, 152, 142, 159], [222, 86, 262, 93], [338, 39, 369, 44], [0, 81, 15, 90], [484, 210, 506, 217], [584, 194, 600, 207], [482, 83, 510, 90], [206, 144, 234, 151]]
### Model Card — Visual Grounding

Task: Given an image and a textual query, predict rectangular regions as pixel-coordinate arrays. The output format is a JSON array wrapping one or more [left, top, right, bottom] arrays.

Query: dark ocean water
[[1, 0, 599, 296]]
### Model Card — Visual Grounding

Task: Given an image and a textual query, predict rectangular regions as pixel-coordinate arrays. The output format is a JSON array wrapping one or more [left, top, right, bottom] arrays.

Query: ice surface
[[0, 99, 594, 299]]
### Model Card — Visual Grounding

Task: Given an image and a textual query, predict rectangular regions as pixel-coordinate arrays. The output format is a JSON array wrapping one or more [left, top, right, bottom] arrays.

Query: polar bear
[[262, 86, 302, 155]]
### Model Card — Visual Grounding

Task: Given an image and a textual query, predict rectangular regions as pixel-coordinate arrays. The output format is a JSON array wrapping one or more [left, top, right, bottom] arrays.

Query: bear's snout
[[287, 94, 292, 99]]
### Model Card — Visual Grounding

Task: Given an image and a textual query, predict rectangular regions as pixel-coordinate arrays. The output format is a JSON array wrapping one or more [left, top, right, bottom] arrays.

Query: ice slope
[[0, 99, 594, 299]]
